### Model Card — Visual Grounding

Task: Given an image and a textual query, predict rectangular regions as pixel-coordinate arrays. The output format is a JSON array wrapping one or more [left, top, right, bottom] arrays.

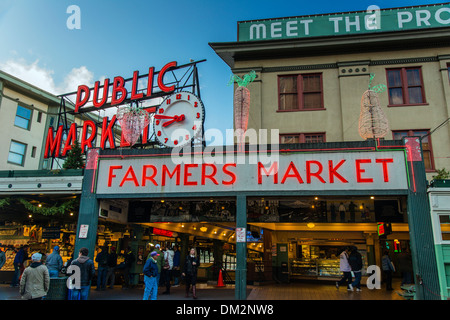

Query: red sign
[[152, 227, 173, 237], [74, 61, 177, 113], [44, 61, 180, 158]]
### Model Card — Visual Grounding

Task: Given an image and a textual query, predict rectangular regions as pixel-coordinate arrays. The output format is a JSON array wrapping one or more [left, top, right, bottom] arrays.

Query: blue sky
[[0, 0, 446, 145]]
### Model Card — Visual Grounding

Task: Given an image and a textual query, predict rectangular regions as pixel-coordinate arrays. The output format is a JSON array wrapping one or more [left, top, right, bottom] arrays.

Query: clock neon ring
[[153, 91, 205, 148]]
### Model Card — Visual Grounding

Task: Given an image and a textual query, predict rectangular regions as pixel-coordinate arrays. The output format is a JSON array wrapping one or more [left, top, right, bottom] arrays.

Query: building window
[[8, 140, 27, 166], [14, 105, 33, 130], [31, 146, 37, 158], [386, 67, 426, 106], [37, 111, 42, 123], [392, 130, 434, 171], [278, 73, 323, 111], [439, 215, 450, 241], [280, 133, 325, 144]]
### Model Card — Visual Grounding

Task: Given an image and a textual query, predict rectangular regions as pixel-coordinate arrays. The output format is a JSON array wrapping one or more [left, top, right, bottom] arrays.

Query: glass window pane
[[10, 141, 26, 155], [423, 150, 432, 170], [14, 117, 29, 129], [440, 215, 450, 241], [16, 106, 32, 119], [408, 87, 423, 104], [305, 135, 324, 143], [8, 153, 23, 165], [389, 88, 404, 105], [387, 70, 402, 87], [280, 94, 298, 110], [303, 93, 321, 108], [281, 135, 299, 144], [279, 76, 297, 93], [406, 69, 421, 86], [393, 132, 407, 140], [303, 75, 321, 92]]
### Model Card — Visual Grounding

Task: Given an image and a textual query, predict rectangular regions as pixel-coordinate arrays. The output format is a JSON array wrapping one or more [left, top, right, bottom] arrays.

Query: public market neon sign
[[44, 61, 181, 159]]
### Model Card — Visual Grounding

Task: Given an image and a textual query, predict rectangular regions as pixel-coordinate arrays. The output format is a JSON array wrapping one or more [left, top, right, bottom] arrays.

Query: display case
[[317, 259, 340, 277], [290, 259, 318, 276]]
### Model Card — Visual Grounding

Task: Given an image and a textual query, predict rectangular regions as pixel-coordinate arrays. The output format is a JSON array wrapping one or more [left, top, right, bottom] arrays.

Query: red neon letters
[[74, 61, 177, 113], [105, 158, 394, 189]]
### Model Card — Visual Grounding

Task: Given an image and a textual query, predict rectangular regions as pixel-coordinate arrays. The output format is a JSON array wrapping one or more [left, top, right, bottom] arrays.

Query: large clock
[[153, 91, 205, 148]]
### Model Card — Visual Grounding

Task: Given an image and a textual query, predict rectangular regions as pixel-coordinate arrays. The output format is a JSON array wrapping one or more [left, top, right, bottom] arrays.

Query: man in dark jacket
[[143, 251, 159, 300], [106, 247, 118, 289], [122, 247, 135, 289], [11, 245, 28, 287], [348, 246, 363, 292], [70, 247, 95, 300], [95, 246, 108, 291]]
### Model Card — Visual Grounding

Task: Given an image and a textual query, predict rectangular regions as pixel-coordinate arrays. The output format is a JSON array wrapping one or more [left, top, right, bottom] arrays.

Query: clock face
[[153, 92, 205, 148]]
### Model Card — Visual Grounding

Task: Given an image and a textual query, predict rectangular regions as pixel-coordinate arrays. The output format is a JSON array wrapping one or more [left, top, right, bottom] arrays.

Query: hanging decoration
[[116, 103, 151, 146], [228, 70, 257, 151], [358, 73, 390, 140]]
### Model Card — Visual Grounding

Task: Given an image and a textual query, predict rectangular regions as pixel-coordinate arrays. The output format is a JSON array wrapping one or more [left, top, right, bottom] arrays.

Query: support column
[[405, 137, 440, 300], [235, 194, 247, 300], [74, 150, 99, 259]]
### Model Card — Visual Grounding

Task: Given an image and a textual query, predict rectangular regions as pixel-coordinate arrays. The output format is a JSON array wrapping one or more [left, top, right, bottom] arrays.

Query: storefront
[[72, 136, 440, 299]]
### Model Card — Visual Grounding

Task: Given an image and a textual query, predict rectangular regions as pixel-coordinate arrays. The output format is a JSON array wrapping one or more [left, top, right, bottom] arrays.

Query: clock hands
[[154, 114, 186, 127]]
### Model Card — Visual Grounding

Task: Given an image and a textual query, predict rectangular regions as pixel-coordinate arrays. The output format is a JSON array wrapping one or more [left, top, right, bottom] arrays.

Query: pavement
[[0, 283, 246, 300]]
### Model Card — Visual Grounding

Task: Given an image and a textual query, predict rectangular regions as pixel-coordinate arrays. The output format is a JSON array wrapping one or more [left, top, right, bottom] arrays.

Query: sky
[[0, 0, 446, 145]]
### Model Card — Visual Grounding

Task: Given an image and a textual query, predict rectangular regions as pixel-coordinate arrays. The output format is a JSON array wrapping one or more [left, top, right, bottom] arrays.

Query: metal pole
[[235, 194, 247, 300]]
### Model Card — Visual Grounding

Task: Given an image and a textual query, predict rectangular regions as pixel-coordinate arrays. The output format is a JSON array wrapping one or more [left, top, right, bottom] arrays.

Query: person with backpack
[[348, 246, 363, 292], [95, 246, 108, 291]]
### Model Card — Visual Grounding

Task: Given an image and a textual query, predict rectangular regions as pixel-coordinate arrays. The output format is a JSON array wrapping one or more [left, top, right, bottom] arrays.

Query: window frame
[[386, 67, 427, 107], [8, 140, 27, 167], [280, 132, 326, 144], [392, 129, 435, 172], [277, 73, 325, 112], [14, 105, 33, 130]]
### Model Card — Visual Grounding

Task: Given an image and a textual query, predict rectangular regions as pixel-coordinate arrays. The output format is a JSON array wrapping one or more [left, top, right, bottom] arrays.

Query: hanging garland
[[0, 197, 77, 216]]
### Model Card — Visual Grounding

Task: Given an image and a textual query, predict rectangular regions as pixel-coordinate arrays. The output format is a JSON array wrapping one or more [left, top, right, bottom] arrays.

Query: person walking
[[46, 246, 63, 278], [161, 245, 174, 294], [348, 201, 357, 222], [147, 244, 163, 287], [0, 247, 6, 270], [143, 251, 159, 300], [336, 246, 353, 291], [172, 245, 181, 287], [19, 252, 49, 300], [95, 246, 108, 291], [348, 246, 363, 292], [106, 246, 118, 289], [182, 247, 200, 299], [381, 250, 395, 291], [11, 245, 29, 287], [70, 247, 96, 300]]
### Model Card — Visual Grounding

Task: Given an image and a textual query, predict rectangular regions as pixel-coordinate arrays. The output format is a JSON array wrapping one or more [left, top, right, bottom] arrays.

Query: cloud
[[0, 59, 95, 95]]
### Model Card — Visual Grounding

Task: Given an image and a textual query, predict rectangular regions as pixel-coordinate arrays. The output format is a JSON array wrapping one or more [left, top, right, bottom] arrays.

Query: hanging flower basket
[[116, 105, 151, 146]]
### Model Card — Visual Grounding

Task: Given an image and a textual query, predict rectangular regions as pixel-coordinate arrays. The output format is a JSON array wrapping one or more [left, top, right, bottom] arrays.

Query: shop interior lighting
[[161, 200, 165, 203], [307, 223, 315, 229], [28, 214, 32, 218], [181, 224, 185, 228], [370, 196, 375, 199], [314, 197, 318, 200], [38, 204, 42, 208], [70, 212, 74, 216], [214, 230, 217, 234], [200, 226, 208, 232]]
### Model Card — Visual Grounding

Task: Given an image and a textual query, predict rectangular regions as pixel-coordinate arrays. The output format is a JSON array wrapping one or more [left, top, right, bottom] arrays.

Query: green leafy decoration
[[18, 198, 77, 216], [228, 70, 257, 87], [63, 139, 85, 170], [0, 198, 10, 208], [368, 73, 387, 93]]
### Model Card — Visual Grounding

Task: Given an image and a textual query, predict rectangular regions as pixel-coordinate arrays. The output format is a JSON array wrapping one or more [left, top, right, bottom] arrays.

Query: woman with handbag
[[182, 247, 200, 299]]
